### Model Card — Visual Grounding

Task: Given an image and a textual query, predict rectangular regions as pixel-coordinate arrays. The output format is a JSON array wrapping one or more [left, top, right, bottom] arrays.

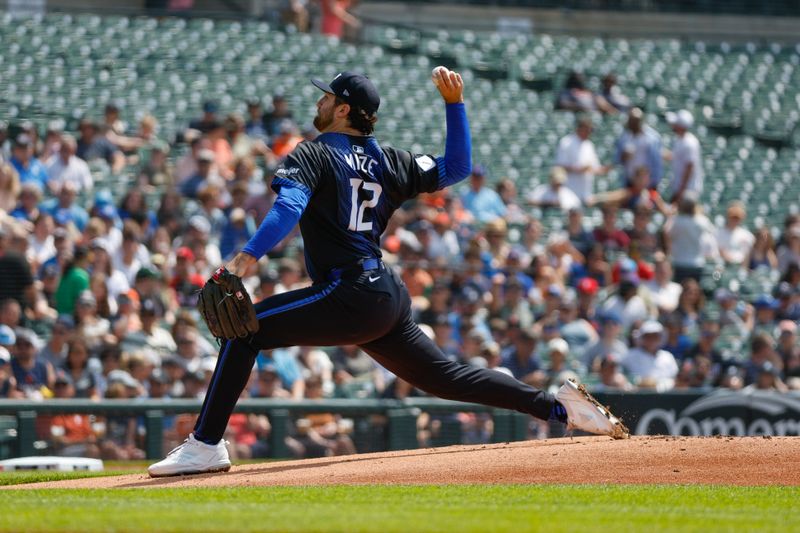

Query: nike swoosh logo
[[368, 275, 381, 282]]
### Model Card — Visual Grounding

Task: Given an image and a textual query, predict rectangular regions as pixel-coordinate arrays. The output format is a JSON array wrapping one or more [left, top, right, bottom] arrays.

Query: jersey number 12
[[348, 178, 382, 232]]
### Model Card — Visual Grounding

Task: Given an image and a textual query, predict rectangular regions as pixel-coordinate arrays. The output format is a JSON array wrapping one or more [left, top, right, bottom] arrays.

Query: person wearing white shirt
[[716, 201, 755, 266], [45, 134, 93, 194], [644, 252, 682, 314], [527, 166, 582, 211], [555, 117, 610, 203], [666, 110, 704, 203], [622, 320, 678, 391], [664, 193, 718, 283]]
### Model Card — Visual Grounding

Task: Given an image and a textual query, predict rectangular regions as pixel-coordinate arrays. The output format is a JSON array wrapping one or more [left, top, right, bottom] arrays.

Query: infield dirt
[[6, 436, 798, 489]]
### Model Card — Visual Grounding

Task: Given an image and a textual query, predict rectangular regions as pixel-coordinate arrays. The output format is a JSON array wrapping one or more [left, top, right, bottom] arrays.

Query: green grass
[[0, 468, 137, 486], [1, 484, 797, 532]]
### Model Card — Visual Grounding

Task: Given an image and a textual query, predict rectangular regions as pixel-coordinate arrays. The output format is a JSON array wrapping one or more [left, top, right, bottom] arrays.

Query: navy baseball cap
[[311, 71, 380, 115]]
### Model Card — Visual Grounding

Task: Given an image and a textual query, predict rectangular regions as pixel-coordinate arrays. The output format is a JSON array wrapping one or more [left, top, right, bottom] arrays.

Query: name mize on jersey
[[344, 152, 378, 178]]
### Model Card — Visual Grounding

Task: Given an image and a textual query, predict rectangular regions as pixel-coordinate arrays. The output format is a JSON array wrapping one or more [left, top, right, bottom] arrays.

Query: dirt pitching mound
[[8, 436, 798, 489]]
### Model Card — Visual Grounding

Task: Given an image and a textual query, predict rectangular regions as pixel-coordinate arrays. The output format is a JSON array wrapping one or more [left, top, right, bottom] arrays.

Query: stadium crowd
[[0, 80, 799, 458]]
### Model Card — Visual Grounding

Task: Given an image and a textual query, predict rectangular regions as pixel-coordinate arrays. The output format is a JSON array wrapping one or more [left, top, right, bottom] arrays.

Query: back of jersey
[[272, 132, 441, 282]]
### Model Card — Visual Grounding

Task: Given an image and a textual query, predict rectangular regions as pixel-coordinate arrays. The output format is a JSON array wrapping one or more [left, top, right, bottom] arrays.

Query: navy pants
[[194, 267, 556, 444]]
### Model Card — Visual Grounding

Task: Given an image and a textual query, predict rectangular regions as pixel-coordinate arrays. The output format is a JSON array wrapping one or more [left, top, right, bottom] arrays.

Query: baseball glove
[[198, 267, 260, 340]]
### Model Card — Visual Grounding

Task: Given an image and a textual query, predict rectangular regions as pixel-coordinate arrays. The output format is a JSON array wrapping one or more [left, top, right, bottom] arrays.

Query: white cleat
[[555, 379, 629, 439], [148, 433, 232, 478]]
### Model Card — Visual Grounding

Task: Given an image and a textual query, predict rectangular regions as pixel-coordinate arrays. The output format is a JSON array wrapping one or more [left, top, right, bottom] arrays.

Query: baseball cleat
[[555, 379, 629, 439], [148, 433, 232, 477]]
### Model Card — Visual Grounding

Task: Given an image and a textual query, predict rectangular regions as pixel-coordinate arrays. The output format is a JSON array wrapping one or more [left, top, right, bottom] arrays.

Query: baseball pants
[[193, 266, 556, 444]]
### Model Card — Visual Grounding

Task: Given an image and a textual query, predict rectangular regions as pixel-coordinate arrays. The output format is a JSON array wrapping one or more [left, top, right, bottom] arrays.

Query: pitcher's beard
[[313, 111, 333, 132]]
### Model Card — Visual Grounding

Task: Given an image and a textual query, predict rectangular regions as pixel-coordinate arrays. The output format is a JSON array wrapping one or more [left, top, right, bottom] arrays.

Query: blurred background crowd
[[1, 6, 800, 460]]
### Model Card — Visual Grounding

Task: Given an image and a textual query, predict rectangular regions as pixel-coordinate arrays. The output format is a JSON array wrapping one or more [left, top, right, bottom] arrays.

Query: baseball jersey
[[271, 132, 439, 281]]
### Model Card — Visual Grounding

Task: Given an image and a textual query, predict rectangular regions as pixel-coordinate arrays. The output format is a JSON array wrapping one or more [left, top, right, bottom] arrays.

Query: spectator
[[490, 276, 534, 330], [644, 252, 682, 314], [664, 193, 718, 283], [45, 134, 93, 194], [189, 101, 221, 134], [527, 166, 581, 211], [0, 347, 19, 398], [555, 116, 610, 203], [626, 206, 662, 260], [319, 0, 361, 39], [542, 337, 577, 387], [0, 229, 34, 311], [10, 182, 43, 223], [777, 226, 800, 275], [716, 201, 754, 266], [622, 320, 679, 391], [558, 298, 598, 359], [180, 149, 221, 199], [600, 275, 650, 332], [244, 99, 268, 139], [743, 333, 783, 386], [747, 226, 779, 271], [430, 314, 460, 362], [0, 162, 20, 212], [566, 207, 593, 256], [665, 109, 704, 203], [9, 134, 48, 190], [44, 184, 89, 234], [74, 290, 111, 349], [752, 294, 779, 334], [600, 73, 631, 112], [60, 336, 100, 400], [252, 365, 292, 398], [27, 213, 56, 270], [495, 178, 527, 223], [555, 71, 615, 113], [500, 328, 540, 381], [593, 354, 634, 391], [592, 206, 630, 252], [169, 247, 205, 308], [270, 120, 303, 159], [99, 381, 146, 460], [614, 107, 663, 187], [259, 347, 306, 399], [460, 165, 506, 223], [774, 282, 800, 321], [590, 166, 670, 216], [48, 373, 101, 457], [661, 312, 692, 361], [54, 246, 90, 316], [297, 346, 335, 397], [715, 288, 753, 334], [331, 345, 383, 396], [674, 278, 705, 330], [124, 298, 176, 358], [39, 315, 72, 367], [11, 328, 54, 398], [745, 361, 787, 392], [262, 95, 296, 138], [76, 119, 125, 175], [582, 310, 628, 373]]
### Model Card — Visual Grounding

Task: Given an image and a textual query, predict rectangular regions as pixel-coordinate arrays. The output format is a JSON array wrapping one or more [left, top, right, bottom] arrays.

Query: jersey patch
[[415, 155, 436, 172]]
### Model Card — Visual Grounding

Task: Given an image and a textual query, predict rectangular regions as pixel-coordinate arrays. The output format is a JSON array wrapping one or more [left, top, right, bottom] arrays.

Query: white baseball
[[432, 66, 449, 86]]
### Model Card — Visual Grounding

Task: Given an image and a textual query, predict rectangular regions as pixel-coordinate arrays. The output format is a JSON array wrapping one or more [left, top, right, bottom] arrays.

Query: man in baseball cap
[[311, 72, 380, 134], [311, 72, 380, 115], [665, 108, 704, 203]]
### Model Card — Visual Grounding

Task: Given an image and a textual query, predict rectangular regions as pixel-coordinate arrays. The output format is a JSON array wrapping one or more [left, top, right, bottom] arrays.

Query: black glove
[[198, 267, 259, 340]]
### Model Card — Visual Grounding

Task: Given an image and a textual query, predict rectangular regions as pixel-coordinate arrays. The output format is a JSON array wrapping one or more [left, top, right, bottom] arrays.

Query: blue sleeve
[[241, 182, 309, 259], [435, 102, 472, 189]]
